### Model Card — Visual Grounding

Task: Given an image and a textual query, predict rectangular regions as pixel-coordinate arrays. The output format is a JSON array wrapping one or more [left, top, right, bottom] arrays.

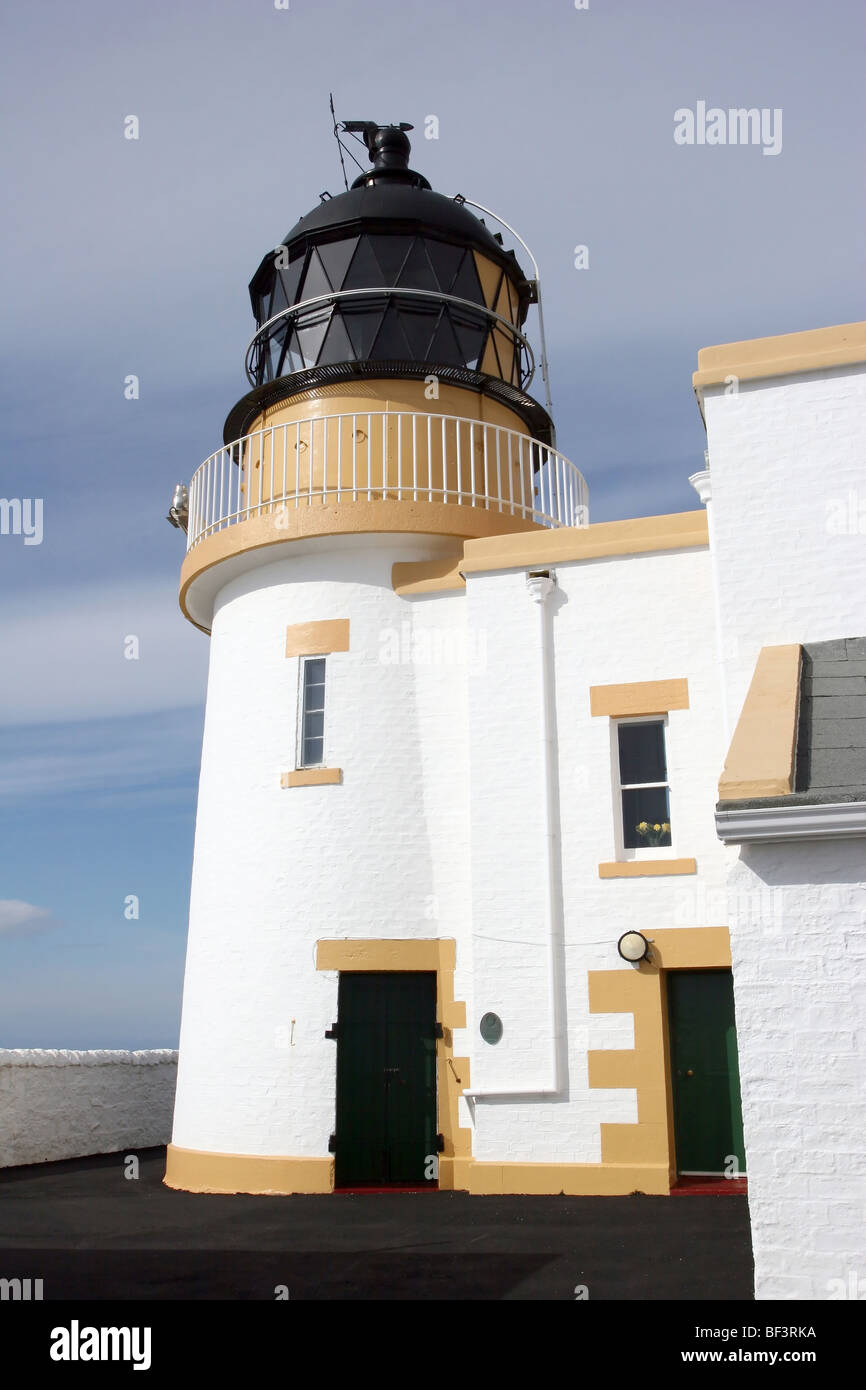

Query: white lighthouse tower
[[165, 122, 587, 1193]]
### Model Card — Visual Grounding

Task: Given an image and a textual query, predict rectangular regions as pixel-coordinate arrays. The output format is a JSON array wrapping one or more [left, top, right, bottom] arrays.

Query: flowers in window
[[636, 820, 671, 847]]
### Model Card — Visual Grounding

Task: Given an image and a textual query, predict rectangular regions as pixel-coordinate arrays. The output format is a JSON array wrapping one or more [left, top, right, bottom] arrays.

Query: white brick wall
[[703, 364, 866, 728], [171, 533, 473, 1158], [726, 844, 866, 1300], [175, 527, 740, 1174], [705, 357, 866, 1299], [0, 1050, 177, 1167], [463, 544, 732, 1161]]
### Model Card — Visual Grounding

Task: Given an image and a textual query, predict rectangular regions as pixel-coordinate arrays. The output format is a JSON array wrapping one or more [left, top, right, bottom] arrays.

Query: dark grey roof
[[718, 636, 866, 811], [795, 638, 866, 799]]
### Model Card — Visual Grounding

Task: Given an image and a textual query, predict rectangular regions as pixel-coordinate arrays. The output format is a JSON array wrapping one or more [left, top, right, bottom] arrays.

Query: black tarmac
[[0, 1148, 754, 1300]]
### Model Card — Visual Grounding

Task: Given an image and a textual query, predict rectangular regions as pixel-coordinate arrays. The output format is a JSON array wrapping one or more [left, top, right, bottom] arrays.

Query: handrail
[[185, 410, 589, 551]]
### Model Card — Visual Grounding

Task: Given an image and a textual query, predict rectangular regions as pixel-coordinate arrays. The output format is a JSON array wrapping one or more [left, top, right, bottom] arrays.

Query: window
[[616, 718, 672, 850], [298, 657, 326, 767]]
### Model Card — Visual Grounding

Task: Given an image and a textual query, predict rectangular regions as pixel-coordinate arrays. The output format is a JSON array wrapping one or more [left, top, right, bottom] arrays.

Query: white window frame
[[610, 714, 674, 860], [296, 654, 327, 769]]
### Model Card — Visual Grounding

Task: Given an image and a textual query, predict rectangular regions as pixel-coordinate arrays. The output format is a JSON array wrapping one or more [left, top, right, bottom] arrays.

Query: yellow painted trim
[[587, 926, 732, 1186], [598, 859, 697, 878], [285, 619, 349, 657], [392, 559, 466, 596], [456, 1160, 670, 1196], [460, 510, 708, 575], [590, 678, 689, 718], [180, 502, 541, 632], [164, 1145, 334, 1195], [315, 938, 471, 1182], [718, 644, 801, 800], [693, 319, 866, 391], [649, 926, 732, 969], [282, 768, 342, 788]]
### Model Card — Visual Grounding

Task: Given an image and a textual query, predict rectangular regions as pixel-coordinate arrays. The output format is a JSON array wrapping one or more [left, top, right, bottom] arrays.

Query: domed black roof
[[249, 123, 530, 304], [275, 183, 518, 270]]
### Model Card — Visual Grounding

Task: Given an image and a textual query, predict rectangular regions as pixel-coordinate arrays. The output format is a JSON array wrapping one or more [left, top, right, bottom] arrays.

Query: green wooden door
[[334, 972, 437, 1186], [667, 969, 746, 1176]]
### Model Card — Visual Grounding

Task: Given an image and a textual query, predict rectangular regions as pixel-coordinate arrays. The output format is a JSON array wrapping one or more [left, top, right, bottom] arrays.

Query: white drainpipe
[[463, 569, 565, 1106]]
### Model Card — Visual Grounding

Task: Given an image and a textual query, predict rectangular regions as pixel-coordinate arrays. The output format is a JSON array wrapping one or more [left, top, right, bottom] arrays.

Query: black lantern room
[[225, 122, 552, 445]]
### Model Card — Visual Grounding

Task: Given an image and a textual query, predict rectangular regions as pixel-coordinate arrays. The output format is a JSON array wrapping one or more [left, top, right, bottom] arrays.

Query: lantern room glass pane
[[369, 303, 412, 358], [426, 312, 462, 364], [316, 313, 355, 367], [367, 234, 413, 285], [397, 239, 439, 292], [300, 248, 333, 302], [450, 310, 486, 368], [270, 256, 303, 319], [342, 302, 387, 358], [295, 308, 332, 367], [426, 240, 466, 293], [342, 236, 383, 291], [450, 252, 485, 305], [317, 237, 359, 292], [397, 301, 439, 358]]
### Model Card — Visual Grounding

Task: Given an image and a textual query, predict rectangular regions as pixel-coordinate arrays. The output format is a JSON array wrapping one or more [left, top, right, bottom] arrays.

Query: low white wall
[[0, 1050, 178, 1167]]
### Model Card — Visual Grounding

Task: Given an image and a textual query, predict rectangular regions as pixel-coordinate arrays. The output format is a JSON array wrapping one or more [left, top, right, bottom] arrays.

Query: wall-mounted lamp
[[617, 930, 651, 964]]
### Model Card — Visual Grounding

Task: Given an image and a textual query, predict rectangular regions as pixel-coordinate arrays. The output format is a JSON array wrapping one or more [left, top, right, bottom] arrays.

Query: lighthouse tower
[[166, 123, 586, 1194]]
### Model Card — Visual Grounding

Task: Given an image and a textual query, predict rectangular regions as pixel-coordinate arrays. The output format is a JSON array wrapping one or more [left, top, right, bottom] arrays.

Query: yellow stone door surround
[[461, 926, 732, 1196], [315, 937, 472, 1191]]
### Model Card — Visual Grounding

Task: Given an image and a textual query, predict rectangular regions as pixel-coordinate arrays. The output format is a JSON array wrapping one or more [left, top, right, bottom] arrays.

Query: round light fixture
[[479, 1012, 503, 1045], [617, 930, 650, 963]]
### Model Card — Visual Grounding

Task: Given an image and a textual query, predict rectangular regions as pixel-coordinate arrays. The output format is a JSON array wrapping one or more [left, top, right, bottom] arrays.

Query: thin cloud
[[0, 707, 202, 802], [0, 580, 208, 727], [0, 900, 55, 936]]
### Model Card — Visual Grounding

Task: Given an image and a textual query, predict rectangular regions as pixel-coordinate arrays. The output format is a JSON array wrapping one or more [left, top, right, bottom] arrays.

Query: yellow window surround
[[283, 620, 350, 787], [591, 678, 691, 876], [285, 619, 350, 658]]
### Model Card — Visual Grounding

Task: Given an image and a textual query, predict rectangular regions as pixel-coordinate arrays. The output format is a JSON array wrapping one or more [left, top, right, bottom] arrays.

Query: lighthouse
[[166, 121, 587, 1194]]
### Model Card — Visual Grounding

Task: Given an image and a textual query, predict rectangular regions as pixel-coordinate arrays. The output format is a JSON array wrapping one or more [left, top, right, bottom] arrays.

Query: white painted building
[[165, 124, 866, 1301]]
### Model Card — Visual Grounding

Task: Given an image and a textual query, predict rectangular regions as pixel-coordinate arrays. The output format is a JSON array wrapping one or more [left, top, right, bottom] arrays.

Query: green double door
[[334, 972, 438, 1187], [667, 969, 746, 1177]]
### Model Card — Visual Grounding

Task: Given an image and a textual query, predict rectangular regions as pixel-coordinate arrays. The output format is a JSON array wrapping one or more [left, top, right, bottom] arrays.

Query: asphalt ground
[[0, 1147, 754, 1301]]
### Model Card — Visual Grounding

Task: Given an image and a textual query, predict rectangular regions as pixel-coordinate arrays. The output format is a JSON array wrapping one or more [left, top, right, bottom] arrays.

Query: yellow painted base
[[164, 1144, 334, 1195], [167, 928, 733, 1199], [452, 1159, 670, 1196]]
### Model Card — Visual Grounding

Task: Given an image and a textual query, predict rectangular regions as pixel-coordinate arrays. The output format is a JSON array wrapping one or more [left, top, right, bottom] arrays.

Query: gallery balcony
[[177, 408, 589, 629]]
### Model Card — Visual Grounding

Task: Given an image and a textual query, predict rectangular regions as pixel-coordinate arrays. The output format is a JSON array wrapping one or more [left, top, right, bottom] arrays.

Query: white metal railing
[[185, 411, 589, 551]]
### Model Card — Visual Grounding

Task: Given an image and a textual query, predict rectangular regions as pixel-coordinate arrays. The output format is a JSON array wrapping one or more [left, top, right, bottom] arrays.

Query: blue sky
[[1, 0, 863, 1045]]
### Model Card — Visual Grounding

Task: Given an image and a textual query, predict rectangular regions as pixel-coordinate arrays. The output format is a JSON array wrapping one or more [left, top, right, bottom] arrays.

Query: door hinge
[[325, 1023, 338, 1040], [434, 1022, 444, 1040], [328, 1134, 337, 1153], [435, 1133, 445, 1153]]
